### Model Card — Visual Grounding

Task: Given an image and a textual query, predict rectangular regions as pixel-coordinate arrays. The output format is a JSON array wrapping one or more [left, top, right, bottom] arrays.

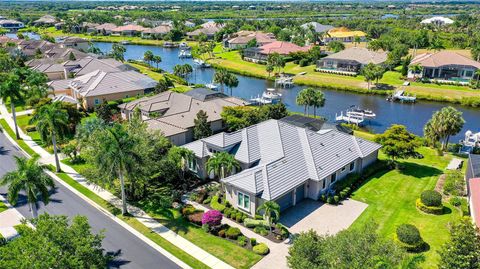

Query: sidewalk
[[0, 195, 25, 241], [0, 102, 233, 269]]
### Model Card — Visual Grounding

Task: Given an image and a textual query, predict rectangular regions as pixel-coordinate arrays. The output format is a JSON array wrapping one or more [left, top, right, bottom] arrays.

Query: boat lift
[[335, 111, 365, 125]]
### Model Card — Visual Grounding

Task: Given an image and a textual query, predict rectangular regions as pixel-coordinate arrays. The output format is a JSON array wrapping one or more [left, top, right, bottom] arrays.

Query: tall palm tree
[[474, 69, 480, 87], [0, 72, 24, 139], [30, 102, 69, 173], [0, 156, 55, 218], [225, 73, 239, 96], [311, 89, 326, 118], [213, 68, 229, 93], [256, 201, 280, 232], [152, 55, 162, 69], [87, 123, 142, 215], [206, 152, 239, 179], [143, 50, 154, 66], [296, 90, 308, 116]]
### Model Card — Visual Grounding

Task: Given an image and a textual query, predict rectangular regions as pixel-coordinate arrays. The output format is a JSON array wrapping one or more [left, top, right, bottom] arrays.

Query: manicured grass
[[0, 119, 36, 156], [144, 208, 262, 269], [54, 172, 209, 269], [0, 201, 8, 214], [350, 147, 464, 268], [127, 63, 191, 93], [353, 130, 376, 141]]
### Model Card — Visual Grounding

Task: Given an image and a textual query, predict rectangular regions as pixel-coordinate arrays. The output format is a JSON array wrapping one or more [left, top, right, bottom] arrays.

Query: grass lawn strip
[[0, 200, 8, 214], [351, 147, 464, 268], [0, 119, 36, 156]]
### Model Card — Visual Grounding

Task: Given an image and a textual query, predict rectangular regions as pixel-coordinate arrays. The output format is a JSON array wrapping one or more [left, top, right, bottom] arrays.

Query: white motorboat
[[459, 130, 480, 153], [178, 49, 192, 58], [179, 42, 190, 49], [205, 83, 218, 91], [346, 106, 376, 119], [261, 88, 282, 100], [193, 59, 211, 68]]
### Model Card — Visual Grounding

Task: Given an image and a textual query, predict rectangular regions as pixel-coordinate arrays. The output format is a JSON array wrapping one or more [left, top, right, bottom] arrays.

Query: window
[[322, 179, 326, 189], [237, 192, 250, 211], [341, 166, 346, 173], [465, 70, 474, 77], [331, 173, 337, 183], [208, 148, 219, 154], [350, 161, 355, 172], [94, 98, 100, 105], [188, 157, 197, 172]]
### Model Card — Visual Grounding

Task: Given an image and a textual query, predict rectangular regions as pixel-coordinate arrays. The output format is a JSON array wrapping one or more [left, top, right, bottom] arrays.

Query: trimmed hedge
[[225, 227, 242, 239], [416, 198, 443, 215], [420, 190, 442, 207], [210, 196, 226, 212], [181, 205, 196, 216], [252, 243, 269, 255], [244, 218, 269, 228], [396, 224, 422, 246]]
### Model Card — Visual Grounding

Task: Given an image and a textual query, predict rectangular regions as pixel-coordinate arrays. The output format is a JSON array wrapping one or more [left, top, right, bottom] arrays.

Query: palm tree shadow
[[0, 146, 10, 155], [107, 249, 131, 268]]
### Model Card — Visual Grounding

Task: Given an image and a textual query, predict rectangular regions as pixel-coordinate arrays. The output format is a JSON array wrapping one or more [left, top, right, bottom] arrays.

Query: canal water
[[93, 42, 480, 141]]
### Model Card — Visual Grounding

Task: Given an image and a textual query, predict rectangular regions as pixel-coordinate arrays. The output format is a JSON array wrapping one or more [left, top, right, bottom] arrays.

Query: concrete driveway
[[281, 198, 368, 235]]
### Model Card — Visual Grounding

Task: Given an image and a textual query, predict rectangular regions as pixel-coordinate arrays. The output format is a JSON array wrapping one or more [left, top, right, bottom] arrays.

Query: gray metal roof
[[183, 119, 381, 200], [468, 154, 480, 179], [280, 114, 353, 134], [301, 22, 334, 33]]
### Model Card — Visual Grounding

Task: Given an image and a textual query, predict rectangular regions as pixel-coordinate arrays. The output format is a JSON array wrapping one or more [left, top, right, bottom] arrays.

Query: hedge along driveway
[[350, 147, 464, 268]]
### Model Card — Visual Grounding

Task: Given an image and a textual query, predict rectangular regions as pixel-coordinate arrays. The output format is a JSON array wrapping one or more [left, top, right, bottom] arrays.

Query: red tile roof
[[469, 178, 480, 228], [113, 24, 148, 32], [258, 41, 311, 55]]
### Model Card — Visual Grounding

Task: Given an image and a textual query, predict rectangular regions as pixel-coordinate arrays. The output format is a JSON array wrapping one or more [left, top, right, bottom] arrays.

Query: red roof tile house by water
[[243, 41, 312, 63]]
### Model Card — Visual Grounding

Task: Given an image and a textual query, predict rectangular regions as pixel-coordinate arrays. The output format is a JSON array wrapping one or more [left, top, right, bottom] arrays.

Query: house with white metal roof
[[182, 119, 381, 215]]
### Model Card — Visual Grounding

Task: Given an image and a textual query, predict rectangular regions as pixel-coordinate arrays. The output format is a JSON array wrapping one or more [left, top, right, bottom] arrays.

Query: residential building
[[0, 19, 24, 31], [224, 31, 276, 50], [279, 114, 353, 135], [58, 37, 90, 51], [467, 154, 480, 229], [81, 22, 100, 33], [186, 27, 221, 40], [243, 41, 311, 63], [323, 27, 367, 43], [185, 21, 196, 28], [182, 119, 381, 215], [33, 15, 57, 26], [421, 16, 454, 26], [95, 23, 118, 35], [112, 24, 148, 36], [49, 69, 156, 109], [17, 40, 56, 58], [141, 25, 172, 39], [317, 47, 388, 74], [300, 22, 334, 33], [119, 88, 248, 145], [408, 51, 480, 84]]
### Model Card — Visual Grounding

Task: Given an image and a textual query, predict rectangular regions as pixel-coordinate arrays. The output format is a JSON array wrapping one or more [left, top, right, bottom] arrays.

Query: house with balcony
[[408, 51, 480, 84], [182, 119, 381, 215], [317, 47, 387, 75]]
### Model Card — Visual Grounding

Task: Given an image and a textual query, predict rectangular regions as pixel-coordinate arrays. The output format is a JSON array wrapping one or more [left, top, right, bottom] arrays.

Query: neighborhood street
[[0, 132, 182, 269]]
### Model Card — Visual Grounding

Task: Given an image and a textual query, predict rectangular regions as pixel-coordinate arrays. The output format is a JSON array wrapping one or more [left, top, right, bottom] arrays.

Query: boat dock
[[388, 90, 416, 103], [275, 76, 294, 88], [335, 111, 365, 125]]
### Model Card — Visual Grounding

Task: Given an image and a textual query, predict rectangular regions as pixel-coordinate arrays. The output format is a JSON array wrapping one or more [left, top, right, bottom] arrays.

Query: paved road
[[0, 132, 182, 269]]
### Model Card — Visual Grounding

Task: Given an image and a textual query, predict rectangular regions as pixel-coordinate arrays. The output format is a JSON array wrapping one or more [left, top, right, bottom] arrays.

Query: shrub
[[181, 205, 196, 216], [327, 196, 334, 204], [210, 196, 226, 212], [254, 214, 263, 220], [218, 229, 226, 238], [202, 210, 223, 227], [395, 224, 425, 252], [254, 226, 268, 235], [276, 223, 290, 239], [416, 198, 443, 215], [244, 218, 269, 228], [340, 190, 347, 199], [250, 237, 257, 246], [237, 235, 247, 247], [334, 196, 340, 204], [25, 125, 36, 132], [253, 243, 270, 255], [235, 212, 243, 223], [196, 189, 208, 203], [420, 190, 442, 207], [225, 227, 242, 239], [187, 212, 204, 225], [449, 196, 462, 207], [203, 197, 211, 204], [224, 208, 231, 217], [202, 224, 210, 233]]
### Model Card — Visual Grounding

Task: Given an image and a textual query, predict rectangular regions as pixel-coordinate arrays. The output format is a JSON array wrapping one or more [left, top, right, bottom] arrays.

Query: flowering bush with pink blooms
[[201, 210, 223, 227]]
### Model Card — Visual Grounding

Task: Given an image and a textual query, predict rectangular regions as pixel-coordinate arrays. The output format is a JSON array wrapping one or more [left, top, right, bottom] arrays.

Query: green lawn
[[350, 147, 464, 268], [0, 119, 36, 156], [0, 200, 8, 214], [127, 63, 191, 93]]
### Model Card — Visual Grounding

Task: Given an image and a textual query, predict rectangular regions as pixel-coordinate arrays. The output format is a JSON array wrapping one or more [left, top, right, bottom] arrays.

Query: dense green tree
[[152, 55, 162, 68], [30, 101, 69, 172], [327, 41, 345, 53], [95, 101, 113, 123], [0, 214, 109, 268], [213, 68, 229, 93], [424, 107, 465, 151], [173, 64, 193, 78], [143, 50, 154, 66], [75, 117, 106, 149], [0, 156, 54, 218], [439, 218, 480, 269], [266, 52, 285, 73], [361, 63, 377, 90], [193, 110, 212, 140], [0, 71, 24, 139], [375, 124, 421, 163], [110, 43, 126, 62], [206, 152, 239, 179]]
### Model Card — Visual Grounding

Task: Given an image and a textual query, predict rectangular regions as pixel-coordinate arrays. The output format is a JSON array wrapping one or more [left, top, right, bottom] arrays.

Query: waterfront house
[[323, 27, 367, 43], [95, 23, 118, 35], [300, 22, 334, 33], [141, 25, 172, 39], [119, 88, 247, 145], [0, 19, 24, 31], [58, 37, 90, 51], [81, 22, 100, 33], [33, 15, 57, 26], [182, 119, 381, 215], [408, 51, 480, 84], [467, 154, 480, 229], [243, 41, 312, 63], [48, 69, 156, 109], [224, 31, 276, 50], [317, 47, 388, 75], [186, 27, 221, 40], [17, 40, 56, 58], [112, 24, 148, 36]]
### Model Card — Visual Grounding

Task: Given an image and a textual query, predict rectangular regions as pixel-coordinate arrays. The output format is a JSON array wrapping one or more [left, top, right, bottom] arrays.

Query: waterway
[[93, 42, 480, 141]]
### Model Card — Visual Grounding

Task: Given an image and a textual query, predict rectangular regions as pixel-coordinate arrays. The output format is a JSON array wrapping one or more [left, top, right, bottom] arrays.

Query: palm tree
[[256, 201, 280, 232], [30, 102, 69, 173], [152, 55, 162, 69], [474, 69, 480, 87], [206, 152, 239, 179], [0, 156, 55, 218], [410, 64, 423, 79], [168, 147, 195, 190], [225, 73, 239, 96], [213, 68, 229, 93], [143, 50, 154, 66], [0, 72, 24, 139], [296, 90, 308, 116], [311, 89, 326, 118], [87, 123, 142, 215]]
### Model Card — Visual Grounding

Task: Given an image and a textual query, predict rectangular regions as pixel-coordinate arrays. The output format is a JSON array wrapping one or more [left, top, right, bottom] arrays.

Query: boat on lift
[[346, 106, 376, 119], [261, 88, 282, 100], [193, 59, 211, 68], [250, 88, 282, 105], [205, 83, 218, 91], [178, 49, 192, 58], [179, 42, 190, 49], [459, 130, 480, 153]]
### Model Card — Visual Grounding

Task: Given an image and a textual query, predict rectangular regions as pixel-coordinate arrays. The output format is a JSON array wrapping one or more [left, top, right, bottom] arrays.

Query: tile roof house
[[317, 47, 388, 74], [243, 41, 312, 63], [408, 51, 480, 84], [119, 88, 248, 145], [323, 27, 367, 43], [142, 25, 172, 39], [33, 15, 57, 26], [58, 37, 90, 51], [17, 40, 56, 58], [49, 69, 156, 109], [95, 23, 118, 35], [467, 154, 480, 229], [182, 119, 381, 215], [112, 24, 148, 36], [301, 22, 335, 33], [224, 31, 276, 49], [186, 27, 222, 40], [0, 19, 24, 31]]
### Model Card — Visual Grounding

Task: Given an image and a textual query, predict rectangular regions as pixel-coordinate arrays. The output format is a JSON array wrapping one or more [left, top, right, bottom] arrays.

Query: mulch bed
[[435, 174, 446, 194]]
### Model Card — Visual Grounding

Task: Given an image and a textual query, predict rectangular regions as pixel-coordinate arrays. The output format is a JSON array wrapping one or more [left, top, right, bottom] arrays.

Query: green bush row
[[244, 218, 269, 228], [416, 199, 444, 215], [224, 208, 248, 223], [210, 196, 226, 212]]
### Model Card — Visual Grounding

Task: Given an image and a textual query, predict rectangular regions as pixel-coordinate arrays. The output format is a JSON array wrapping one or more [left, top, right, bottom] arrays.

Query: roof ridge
[[352, 135, 364, 158], [84, 70, 106, 96], [301, 128, 320, 180], [153, 118, 187, 130]]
